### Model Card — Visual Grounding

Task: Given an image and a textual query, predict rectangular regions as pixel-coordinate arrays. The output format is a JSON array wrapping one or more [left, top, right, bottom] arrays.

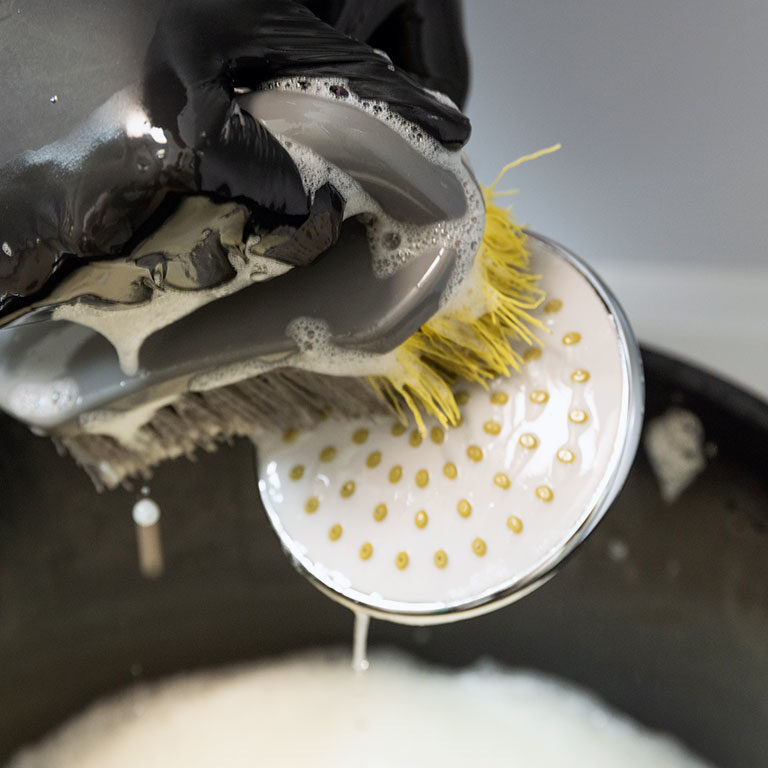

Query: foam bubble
[[261, 76, 485, 293], [285, 317, 395, 378], [8, 378, 79, 421]]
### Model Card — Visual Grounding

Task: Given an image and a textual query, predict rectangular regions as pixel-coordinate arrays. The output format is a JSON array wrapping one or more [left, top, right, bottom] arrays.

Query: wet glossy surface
[[0, 0, 470, 321], [0, 127, 481, 434], [257, 238, 638, 616]]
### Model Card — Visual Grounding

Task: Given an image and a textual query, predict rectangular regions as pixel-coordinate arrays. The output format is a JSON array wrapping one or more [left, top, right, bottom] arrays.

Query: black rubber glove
[[0, 0, 470, 322]]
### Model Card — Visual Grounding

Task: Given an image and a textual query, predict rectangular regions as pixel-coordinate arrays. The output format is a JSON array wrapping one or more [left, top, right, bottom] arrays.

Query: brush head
[[257, 233, 643, 624], [0, 79, 486, 488]]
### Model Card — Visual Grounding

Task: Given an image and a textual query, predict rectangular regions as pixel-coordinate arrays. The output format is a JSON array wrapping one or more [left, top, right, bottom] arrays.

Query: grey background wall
[[462, 0, 768, 397]]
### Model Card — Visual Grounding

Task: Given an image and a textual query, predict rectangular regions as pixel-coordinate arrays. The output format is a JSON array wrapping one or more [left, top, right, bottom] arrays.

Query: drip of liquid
[[351, 611, 370, 673], [131, 498, 164, 579]]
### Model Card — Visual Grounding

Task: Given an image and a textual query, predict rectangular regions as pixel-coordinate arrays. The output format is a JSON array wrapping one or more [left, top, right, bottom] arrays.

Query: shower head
[[257, 232, 644, 624]]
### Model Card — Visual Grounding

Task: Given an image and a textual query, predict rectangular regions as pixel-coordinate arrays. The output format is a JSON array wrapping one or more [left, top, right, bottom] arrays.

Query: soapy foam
[[52, 77, 483, 383], [286, 317, 395, 378], [8, 377, 80, 422], [189, 317, 398, 396], [644, 408, 707, 503], [190, 79, 486, 394], [7, 650, 714, 768], [51, 230, 284, 377], [78, 395, 178, 449], [38, 76, 485, 452], [266, 76, 484, 291]]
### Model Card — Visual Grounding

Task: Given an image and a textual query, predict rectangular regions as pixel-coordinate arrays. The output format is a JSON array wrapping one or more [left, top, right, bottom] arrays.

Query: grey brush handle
[[0, 89, 475, 433]]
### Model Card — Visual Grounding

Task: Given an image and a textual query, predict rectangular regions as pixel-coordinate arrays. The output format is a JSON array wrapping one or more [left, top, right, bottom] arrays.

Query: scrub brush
[[0, 80, 557, 489]]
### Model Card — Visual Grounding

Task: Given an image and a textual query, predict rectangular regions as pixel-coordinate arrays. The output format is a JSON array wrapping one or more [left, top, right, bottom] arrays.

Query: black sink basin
[[1, 348, 766, 766]]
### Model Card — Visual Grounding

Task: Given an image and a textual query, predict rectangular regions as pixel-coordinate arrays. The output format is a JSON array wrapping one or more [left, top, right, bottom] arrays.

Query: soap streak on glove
[[0, 0, 470, 323]]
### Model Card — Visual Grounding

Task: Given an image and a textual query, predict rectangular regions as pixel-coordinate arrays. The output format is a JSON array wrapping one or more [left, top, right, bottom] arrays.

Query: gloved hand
[[0, 0, 470, 323]]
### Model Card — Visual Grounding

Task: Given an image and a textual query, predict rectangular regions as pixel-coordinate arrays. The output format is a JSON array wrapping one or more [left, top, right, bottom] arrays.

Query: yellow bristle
[[370, 149, 560, 430]]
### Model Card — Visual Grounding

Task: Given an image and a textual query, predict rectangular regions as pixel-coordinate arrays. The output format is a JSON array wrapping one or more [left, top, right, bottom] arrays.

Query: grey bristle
[[60, 369, 392, 490]]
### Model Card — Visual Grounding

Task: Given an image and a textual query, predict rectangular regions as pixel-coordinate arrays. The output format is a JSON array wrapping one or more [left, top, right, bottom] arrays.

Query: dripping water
[[351, 611, 370, 673]]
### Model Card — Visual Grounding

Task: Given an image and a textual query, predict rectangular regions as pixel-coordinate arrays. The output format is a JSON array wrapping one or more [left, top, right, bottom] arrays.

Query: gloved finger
[[329, 0, 470, 110], [171, 0, 470, 149], [145, 14, 311, 220]]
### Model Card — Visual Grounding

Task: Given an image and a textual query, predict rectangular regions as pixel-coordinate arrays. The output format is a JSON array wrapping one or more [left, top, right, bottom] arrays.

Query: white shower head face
[[257, 234, 642, 624]]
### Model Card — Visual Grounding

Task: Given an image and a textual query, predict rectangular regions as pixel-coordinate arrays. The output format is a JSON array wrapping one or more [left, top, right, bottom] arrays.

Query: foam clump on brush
[[258, 233, 632, 622]]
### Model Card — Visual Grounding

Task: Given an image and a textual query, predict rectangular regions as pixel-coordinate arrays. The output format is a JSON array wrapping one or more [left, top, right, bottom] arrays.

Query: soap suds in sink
[[7, 650, 715, 768]]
